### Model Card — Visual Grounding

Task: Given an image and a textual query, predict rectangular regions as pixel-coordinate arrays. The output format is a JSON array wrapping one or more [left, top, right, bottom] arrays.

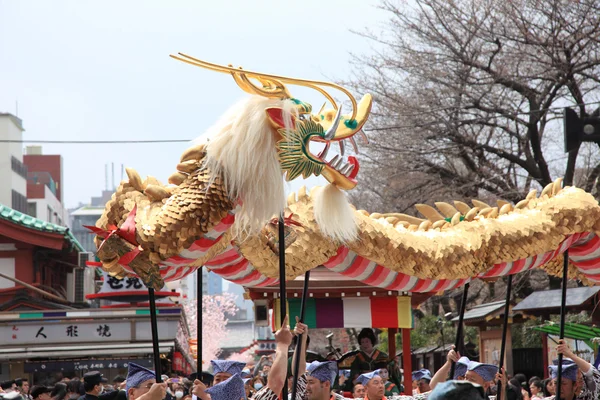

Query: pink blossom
[[183, 293, 238, 365]]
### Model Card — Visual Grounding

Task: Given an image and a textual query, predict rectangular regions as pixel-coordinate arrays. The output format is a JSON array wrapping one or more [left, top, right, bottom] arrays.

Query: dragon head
[[265, 94, 372, 190], [170, 53, 372, 191], [170, 54, 371, 241]]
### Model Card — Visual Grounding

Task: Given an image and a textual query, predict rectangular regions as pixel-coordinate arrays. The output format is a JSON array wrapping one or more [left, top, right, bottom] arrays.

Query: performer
[[205, 374, 246, 400], [304, 361, 346, 400], [210, 361, 247, 385], [350, 329, 389, 385], [464, 362, 517, 400], [411, 371, 432, 394], [552, 340, 600, 400], [125, 363, 166, 400], [254, 316, 308, 400], [454, 357, 471, 380], [355, 370, 430, 400], [428, 348, 466, 390]]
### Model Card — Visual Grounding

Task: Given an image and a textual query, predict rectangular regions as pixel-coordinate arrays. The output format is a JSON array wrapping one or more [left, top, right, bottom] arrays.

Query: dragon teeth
[[339, 140, 345, 156], [319, 142, 330, 159], [359, 130, 369, 145], [340, 163, 354, 176], [349, 137, 359, 153], [329, 154, 340, 166], [332, 156, 343, 169], [345, 164, 355, 176]]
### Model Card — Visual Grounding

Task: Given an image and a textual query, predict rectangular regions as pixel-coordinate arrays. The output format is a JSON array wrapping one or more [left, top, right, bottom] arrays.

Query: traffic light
[[563, 107, 600, 153]]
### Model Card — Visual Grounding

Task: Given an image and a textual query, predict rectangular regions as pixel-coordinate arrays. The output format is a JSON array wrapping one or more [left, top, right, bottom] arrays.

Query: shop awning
[[0, 341, 175, 360]]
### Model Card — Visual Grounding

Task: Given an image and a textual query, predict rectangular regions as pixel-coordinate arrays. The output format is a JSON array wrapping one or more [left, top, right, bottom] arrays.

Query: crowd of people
[[2, 315, 600, 400]]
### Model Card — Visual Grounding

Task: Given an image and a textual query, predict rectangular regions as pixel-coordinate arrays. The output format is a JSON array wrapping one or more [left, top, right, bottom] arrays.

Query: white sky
[[0, 0, 389, 208]]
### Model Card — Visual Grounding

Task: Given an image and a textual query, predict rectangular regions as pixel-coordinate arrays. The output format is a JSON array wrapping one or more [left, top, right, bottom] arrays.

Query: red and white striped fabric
[[119, 210, 237, 283], [160, 210, 237, 268], [323, 246, 469, 292], [478, 232, 589, 278], [569, 232, 600, 281], [206, 244, 279, 287], [206, 232, 600, 293]]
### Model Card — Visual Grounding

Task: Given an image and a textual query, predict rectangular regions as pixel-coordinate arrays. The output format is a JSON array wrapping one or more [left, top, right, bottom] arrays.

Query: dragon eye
[[298, 114, 306, 121]]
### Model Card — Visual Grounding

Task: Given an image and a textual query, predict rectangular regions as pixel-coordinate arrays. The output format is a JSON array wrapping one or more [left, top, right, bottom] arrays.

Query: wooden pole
[[0, 272, 69, 304]]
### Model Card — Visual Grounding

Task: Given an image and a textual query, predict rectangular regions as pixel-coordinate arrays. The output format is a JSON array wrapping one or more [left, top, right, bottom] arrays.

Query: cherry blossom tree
[[227, 349, 255, 363], [183, 292, 238, 366]]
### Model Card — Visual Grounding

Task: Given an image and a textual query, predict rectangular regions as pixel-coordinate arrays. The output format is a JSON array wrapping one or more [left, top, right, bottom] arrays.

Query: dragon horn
[[170, 53, 359, 120]]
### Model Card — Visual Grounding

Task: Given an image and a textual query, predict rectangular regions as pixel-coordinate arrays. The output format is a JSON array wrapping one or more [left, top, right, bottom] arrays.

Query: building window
[[27, 202, 37, 218], [11, 190, 27, 214], [11, 156, 28, 179]]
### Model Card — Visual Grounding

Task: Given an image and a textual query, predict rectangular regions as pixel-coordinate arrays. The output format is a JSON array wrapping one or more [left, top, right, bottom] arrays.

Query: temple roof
[[0, 203, 84, 251]]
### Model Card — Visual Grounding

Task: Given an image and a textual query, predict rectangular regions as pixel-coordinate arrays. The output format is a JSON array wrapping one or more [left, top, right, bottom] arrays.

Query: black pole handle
[[197, 269, 203, 373], [278, 213, 288, 400], [556, 251, 569, 400], [496, 274, 513, 399], [449, 282, 470, 379], [148, 288, 163, 382], [291, 271, 311, 400]]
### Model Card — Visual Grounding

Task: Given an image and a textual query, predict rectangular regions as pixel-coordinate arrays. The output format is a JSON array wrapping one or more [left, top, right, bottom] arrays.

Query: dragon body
[[92, 55, 600, 291]]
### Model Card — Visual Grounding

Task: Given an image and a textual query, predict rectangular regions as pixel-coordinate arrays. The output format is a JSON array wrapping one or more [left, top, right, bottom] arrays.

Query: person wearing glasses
[[125, 363, 167, 400]]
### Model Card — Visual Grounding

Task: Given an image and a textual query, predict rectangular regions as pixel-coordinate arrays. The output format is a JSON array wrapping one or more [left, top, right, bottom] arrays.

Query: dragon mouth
[[308, 137, 362, 189]]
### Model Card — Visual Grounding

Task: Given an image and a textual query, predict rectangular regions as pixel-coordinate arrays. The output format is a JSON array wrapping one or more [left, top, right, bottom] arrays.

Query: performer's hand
[[119, 381, 127, 390], [275, 315, 293, 347], [293, 317, 308, 337], [495, 368, 508, 387], [556, 339, 575, 359], [446, 346, 460, 363], [192, 380, 209, 400], [146, 383, 167, 400]]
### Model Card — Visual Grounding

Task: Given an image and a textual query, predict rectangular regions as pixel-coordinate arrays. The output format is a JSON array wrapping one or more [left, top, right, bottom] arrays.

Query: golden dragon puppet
[[90, 53, 600, 291]]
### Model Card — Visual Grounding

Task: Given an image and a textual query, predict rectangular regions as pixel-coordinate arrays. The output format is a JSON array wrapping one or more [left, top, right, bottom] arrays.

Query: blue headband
[[357, 370, 381, 386], [126, 363, 155, 393], [205, 374, 246, 400], [306, 361, 337, 386]]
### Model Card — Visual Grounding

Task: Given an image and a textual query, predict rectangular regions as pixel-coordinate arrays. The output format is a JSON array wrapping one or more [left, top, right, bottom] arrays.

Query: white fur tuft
[[199, 96, 297, 237], [314, 183, 358, 243]]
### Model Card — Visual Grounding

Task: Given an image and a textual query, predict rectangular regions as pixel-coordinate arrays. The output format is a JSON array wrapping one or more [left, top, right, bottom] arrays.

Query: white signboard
[[100, 271, 151, 293], [1, 321, 131, 345], [135, 320, 178, 341]]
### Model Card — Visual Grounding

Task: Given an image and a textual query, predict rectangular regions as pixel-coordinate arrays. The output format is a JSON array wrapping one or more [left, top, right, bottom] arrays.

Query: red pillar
[[542, 333, 549, 378], [402, 328, 412, 394]]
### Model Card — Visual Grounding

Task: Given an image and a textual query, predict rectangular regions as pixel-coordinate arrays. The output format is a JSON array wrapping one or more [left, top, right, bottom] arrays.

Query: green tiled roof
[[0, 204, 85, 252]]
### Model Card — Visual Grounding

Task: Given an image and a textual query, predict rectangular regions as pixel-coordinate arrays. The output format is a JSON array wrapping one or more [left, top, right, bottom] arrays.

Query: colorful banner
[[272, 297, 412, 330]]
